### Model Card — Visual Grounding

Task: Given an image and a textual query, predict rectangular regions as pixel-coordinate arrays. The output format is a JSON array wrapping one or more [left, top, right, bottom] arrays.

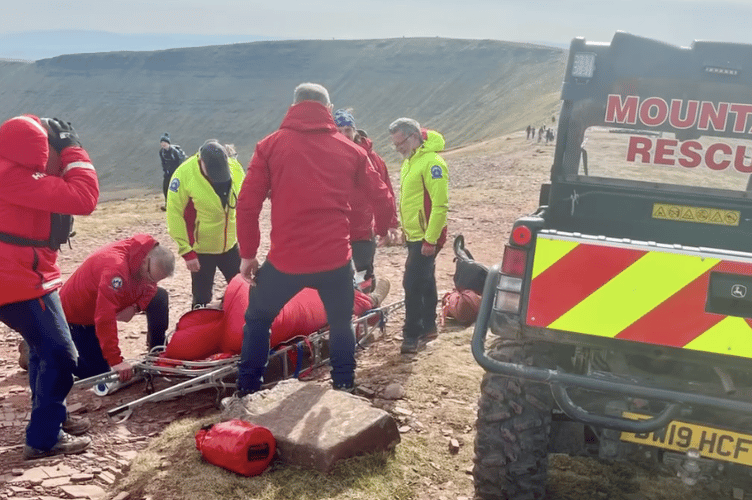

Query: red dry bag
[[195, 419, 276, 476]]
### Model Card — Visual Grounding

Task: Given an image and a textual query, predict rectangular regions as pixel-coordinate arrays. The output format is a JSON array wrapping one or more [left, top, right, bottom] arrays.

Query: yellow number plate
[[620, 412, 752, 466]]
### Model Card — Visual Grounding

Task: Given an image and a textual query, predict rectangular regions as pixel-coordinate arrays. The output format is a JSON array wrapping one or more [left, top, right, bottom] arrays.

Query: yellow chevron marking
[[531, 237, 579, 280], [549, 252, 720, 337], [684, 317, 752, 358]]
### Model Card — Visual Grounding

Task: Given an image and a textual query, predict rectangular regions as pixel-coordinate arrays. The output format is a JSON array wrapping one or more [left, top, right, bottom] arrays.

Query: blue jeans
[[237, 261, 355, 393], [402, 241, 438, 341], [0, 291, 78, 450]]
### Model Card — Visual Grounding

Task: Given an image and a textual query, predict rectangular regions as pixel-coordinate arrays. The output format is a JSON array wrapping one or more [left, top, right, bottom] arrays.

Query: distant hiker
[[159, 132, 186, 210], [166, 140, 245, 308], [235, 82, 396, 395], [333, 107, 399, 293], [0, 115, 98, 459], [546, 128, 555, 144], [526, 125, 532, 140], [60, 235, 174, 383], [538, 126, 545, 143], [389, 117, 449, 354]]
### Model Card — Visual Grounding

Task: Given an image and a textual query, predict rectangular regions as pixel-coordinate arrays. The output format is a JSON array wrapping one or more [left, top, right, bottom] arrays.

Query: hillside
[[0, 37, 566, 194]]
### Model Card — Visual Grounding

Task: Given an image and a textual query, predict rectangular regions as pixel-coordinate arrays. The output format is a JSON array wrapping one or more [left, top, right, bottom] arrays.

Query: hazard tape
[[526, 234, 752, 358]]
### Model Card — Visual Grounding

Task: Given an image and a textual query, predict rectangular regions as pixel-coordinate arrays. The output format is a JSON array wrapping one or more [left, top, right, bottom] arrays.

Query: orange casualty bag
[[162, 308, 225, 360], [195, 419, 276, 477]]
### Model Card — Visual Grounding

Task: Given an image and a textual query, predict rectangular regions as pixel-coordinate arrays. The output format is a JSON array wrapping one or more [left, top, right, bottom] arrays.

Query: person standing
[[388, 118, 449, 354], [166, 140, 245, 308], [0, 115, 99, 459], [332, 108, 399, 292], [60, 235, 174, 382], [235, 83, 396, 395], [159, 132, 186, 210]]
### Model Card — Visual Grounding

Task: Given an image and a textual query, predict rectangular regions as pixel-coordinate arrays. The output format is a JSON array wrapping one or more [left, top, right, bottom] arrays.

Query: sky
[[2, 0, 752, 53]]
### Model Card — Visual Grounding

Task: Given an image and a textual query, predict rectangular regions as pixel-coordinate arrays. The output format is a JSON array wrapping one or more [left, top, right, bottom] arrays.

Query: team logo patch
[[430, 165, 443, 179], [169, 178, 180, 192], [111, 276, 123, 290]]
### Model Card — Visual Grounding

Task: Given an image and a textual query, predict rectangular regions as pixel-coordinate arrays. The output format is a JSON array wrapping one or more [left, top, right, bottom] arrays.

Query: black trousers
[[402, 241, 438, 341], [70, 286, 169, 378], [191, 245, 241, 306], [162, 168, 177, 201], [351, 238, 376, 281]]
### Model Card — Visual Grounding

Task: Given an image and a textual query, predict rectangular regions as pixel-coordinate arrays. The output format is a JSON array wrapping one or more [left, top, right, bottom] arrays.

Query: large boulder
[[222, 380, 400, 473]]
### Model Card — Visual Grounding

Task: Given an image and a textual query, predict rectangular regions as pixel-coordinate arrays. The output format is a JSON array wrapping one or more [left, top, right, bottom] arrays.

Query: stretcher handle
[[73, 363, 143, 388]]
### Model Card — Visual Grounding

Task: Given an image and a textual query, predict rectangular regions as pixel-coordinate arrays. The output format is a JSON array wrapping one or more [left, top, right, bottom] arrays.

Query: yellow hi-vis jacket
[[398, 129, 449, 245], [166, 153, 245, 257]]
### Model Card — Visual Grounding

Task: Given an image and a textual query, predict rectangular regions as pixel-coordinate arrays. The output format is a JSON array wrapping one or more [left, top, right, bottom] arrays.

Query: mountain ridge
[[0, 37, 567, 193]]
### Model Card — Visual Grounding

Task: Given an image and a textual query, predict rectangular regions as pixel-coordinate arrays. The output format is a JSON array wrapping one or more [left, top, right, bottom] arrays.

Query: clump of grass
[[114, 416, 417, 500]]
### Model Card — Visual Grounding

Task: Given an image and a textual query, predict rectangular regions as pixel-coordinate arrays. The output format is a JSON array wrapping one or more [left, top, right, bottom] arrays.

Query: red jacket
[[349, 136, 399, 242], [237, 101, 396, 274], [61, 234, 159, 366], [0, 115, 99, 306]]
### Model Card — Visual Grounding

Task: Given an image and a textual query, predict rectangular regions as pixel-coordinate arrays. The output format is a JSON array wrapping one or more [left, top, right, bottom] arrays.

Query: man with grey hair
[[235, 82, 396, 394], [59, 235, 175, 383], [389, 117, 449, 354], [293, 82, 330, 105]]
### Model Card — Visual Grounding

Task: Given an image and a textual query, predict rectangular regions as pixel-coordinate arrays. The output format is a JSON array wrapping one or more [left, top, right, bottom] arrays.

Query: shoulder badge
[[111, 276, 124, 290], [169, 178, 180, 192], [430, 165, 443, 179]]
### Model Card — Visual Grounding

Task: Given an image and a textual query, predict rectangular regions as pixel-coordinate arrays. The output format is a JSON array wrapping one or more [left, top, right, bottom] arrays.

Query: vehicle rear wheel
[[473, 343, 553, 500]]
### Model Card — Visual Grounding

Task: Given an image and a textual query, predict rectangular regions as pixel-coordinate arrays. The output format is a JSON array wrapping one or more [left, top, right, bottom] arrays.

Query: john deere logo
[[731, 284, 747, 299]]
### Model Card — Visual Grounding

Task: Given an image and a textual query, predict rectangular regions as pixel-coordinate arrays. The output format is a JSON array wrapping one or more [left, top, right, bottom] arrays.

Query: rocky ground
[[0, 131, 727, 500]]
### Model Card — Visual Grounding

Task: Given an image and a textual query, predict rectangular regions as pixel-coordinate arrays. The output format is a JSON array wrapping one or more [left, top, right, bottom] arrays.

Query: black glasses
[[393, 134, 414, 149]]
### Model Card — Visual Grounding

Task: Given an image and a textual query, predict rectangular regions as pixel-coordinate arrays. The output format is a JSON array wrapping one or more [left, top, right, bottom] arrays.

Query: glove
[[45, 118, 82, 153]]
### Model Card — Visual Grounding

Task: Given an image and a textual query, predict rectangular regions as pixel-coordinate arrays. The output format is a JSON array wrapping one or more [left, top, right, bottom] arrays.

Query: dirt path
[[0, 131, 721, 499]]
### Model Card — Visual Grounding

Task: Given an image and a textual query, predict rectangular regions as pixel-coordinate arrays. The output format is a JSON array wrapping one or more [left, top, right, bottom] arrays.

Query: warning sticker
[[652, 204, 740, 226]]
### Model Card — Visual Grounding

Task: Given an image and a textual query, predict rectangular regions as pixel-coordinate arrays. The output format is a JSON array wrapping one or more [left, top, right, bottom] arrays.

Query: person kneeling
[[61, 235, 175, 382]]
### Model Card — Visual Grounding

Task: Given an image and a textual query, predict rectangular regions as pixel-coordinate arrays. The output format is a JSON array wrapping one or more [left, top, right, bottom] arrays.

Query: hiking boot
[[421, 328, 438, 343], [400, 337, 422, 354], [23, 432, 91, 460], [332, 381, 355, 393], [368, 278, 391, 308], [18, 340, 29, 371], [62, 414, 91, 436]]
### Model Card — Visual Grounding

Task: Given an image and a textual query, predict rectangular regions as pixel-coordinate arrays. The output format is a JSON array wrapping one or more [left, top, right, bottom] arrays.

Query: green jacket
[[399, 130, 449, 245], [166, 153, 245, 257]]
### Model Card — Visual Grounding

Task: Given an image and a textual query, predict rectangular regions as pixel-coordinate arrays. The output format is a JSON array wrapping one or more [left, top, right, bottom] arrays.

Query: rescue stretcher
[[73, 299, 405, 422]]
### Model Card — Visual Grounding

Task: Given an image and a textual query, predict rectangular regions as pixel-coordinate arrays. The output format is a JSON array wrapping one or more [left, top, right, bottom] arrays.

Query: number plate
[[620, 412, 752, 466]]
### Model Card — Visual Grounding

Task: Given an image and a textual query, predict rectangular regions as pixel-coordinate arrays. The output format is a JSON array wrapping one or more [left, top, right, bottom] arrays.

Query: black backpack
[[0, 213, 75, 251], [452, 235, 489, 295], [173, 145, 187, 163]]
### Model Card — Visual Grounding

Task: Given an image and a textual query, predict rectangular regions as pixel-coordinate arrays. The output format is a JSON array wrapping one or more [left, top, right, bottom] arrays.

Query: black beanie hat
[[160, 132, 170, 144]]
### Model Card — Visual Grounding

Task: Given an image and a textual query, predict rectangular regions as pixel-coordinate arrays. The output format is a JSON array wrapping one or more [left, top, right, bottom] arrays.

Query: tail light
[[495, 245, 528, 314], [501, 246, 527, 277]]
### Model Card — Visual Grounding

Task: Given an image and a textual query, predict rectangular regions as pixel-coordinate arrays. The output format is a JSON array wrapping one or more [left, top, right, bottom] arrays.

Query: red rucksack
[[441, 289, 482, 326]]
